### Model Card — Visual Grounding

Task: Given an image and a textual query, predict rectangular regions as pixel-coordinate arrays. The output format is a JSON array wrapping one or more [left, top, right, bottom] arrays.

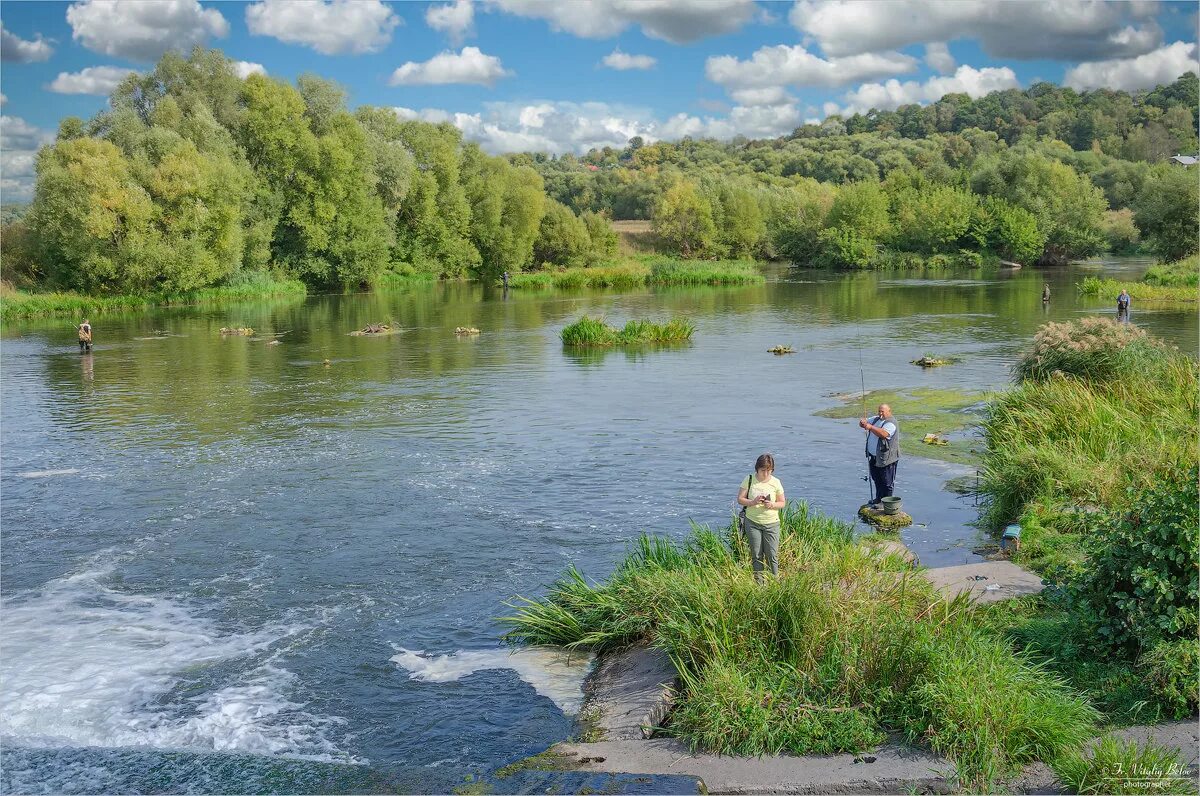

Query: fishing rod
[[858, 334, 873, 506]]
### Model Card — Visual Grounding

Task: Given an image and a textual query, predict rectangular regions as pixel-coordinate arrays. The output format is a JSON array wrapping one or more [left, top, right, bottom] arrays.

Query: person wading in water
[[860, 404, 899, 509], [76, 319, 93, 352]]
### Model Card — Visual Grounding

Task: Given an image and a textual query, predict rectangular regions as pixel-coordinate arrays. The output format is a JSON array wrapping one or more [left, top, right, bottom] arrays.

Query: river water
[[1, 260, 1194, 794]]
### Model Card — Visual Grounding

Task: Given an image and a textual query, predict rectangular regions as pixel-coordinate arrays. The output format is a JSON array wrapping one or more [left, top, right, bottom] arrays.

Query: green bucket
[[881, 496, 903, 515]]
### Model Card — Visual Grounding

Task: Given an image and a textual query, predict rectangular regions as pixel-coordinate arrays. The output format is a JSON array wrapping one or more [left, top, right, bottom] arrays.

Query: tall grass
[[1053, 736, 1195, 795], [1143, 255, 1199, 287], [1014, 317, 1171, 382], [502, 504, 1097, 788], [1, 273, 307, 320], [983, 321, 1197, 548], [506, 258, 764, 291], [1077, 276, 1196, 302], [560, 315, 695, 346], [646, 259, 764, 286]]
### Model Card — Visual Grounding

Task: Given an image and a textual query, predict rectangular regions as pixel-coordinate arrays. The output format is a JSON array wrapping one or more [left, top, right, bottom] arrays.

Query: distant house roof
[[1170, 154, 1197, 165]]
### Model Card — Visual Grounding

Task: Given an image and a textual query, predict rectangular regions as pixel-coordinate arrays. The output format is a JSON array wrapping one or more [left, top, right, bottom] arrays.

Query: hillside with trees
[[2, 49, 1197, 300]]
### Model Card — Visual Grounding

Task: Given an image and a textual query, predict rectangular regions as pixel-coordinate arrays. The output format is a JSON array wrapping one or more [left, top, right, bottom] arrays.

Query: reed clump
[[506, 258, 764, 291], [1077, 256, 1198, 302], [1, 274, 307, 320], [560, 316, 695, 347], [502, 505, 1096, 788]]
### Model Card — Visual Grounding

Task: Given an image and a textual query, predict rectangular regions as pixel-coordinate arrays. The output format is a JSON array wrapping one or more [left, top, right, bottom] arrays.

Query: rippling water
[[2, 261, 1194, 793]]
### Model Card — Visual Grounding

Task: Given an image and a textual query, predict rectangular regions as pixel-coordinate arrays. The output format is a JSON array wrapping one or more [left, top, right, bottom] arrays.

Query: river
[[1, 259, 1194, 794]]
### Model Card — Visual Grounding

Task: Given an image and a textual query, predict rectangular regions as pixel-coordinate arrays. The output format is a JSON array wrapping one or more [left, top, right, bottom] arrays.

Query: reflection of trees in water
[[31, 266, 1199, 444]]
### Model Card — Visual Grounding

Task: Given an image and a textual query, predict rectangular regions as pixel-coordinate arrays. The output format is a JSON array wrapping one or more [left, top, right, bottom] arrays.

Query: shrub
[[816, 227, 878, 269], [1101, 208, 1141, 254], [1139, 638, 1200, 720], [1070, 467, 1199, 654], [1143, 255, 1199, 287], [1014, 317, 1167, 382]]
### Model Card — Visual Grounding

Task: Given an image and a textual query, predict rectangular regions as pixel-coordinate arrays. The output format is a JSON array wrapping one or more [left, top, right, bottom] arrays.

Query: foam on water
[[390, 646, 594, 714], [0, 563, 356, 763], [17, 469, 80, 478]]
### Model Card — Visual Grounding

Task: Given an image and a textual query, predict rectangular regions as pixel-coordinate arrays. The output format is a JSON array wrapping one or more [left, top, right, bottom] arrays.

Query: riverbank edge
[[509, 542, 1194, 794], [0, 279, 309, 321]]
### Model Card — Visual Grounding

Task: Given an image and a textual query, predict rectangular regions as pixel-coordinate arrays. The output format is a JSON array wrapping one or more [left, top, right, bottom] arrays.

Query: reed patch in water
[[560, 316, 695, 347]]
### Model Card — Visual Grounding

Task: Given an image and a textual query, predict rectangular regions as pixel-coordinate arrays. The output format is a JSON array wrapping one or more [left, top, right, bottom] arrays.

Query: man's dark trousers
[[869, 456, 896, 500]]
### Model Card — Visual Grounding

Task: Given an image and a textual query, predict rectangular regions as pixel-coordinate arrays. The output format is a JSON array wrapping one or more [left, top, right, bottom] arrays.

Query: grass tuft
[[1052, 736, 1195, 795], [560, 316, 695, 347]]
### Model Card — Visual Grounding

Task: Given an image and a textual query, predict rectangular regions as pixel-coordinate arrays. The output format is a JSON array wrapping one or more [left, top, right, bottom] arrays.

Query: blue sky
[[2, 1, 1198, 197]]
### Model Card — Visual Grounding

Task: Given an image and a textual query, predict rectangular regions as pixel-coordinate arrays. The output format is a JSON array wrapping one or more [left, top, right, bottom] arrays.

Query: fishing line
[[858, 329, 872, 506]]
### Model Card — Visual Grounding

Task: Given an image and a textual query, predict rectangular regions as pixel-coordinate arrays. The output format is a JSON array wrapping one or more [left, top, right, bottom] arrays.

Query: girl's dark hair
[[754, 453, 775, 472]]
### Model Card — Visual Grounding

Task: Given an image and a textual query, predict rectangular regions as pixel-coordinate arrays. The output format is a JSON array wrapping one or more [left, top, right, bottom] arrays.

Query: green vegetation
[[506, 257, 763, 291], [977, 319, 1198, 725], [2, 48, 611, 301], [502, 507, 1098, 789], [1078, 255, 1198, 303], [5, 51, 1197, 303], [560, 316, 695, 347], [816, 387, 982, 465], [0, 272, 306, 320], [1052, 736, 1194, 795], [529, 74, 1198, 269]]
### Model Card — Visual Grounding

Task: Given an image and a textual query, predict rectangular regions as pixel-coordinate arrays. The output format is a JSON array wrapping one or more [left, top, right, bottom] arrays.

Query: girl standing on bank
[[736, 453, 785, 582]]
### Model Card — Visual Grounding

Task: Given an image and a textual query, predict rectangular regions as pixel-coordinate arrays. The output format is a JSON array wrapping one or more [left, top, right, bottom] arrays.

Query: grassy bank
[[976, 318, 1198, 729], [1077, 255, 1198, 302], [560, 316, 695, 346], [1, 273, 308, 321], [503, 506, 1098, 789], [506, 257, 764, 290]]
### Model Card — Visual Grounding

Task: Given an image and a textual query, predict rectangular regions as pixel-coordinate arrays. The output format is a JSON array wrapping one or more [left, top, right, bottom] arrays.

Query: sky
[[2, 0, 1198, 199]]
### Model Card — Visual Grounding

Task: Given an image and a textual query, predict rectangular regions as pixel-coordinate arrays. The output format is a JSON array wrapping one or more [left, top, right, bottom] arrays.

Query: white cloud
[[1064, 40, 1199, 92], [389, 47, 512, 86], [0, 93, 6, 106], [706, 44, 918, 92], [0, 116, 55, 151], [47, 65, 138, 95], [234, 61, 267, 79], [426, 0, 474, 45], [924, 42, 956, 74], [837, 64, 1020, 116], [1, 117, 54, 201], [67, 0, 229, 61], [488, 0, 757, 44], [729, 86, 792, 106], [601, 50, 657, 71], [393, 98, 800, 156], [1, 22, 54, 63], [245, 0, 400, 55], [790, 0, 1163, 61]]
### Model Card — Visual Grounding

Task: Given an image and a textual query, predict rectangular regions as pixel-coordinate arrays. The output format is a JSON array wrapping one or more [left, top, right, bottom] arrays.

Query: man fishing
[[860, 404, 899, 508], [1117, 289, 1131, 321], [76, 319, 92, 352]]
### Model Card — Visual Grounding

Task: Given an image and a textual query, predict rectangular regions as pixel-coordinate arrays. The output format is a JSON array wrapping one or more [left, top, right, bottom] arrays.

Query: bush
[[1140, 638, 1200, 719], [1070, 467, 1199, 654], [1014, 317, 1167, 382], [816, 227, 878, 269]]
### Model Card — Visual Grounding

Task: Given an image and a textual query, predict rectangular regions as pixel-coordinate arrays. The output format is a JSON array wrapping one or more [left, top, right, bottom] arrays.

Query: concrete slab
[[583, 646, 678, 740], [922, 560, 1045, 603], [550, 738, 953, 795]]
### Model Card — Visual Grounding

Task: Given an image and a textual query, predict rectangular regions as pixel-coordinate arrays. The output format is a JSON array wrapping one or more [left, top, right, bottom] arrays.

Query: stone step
[[582, 645, 678, 741], [921, 560, 1046, 603]]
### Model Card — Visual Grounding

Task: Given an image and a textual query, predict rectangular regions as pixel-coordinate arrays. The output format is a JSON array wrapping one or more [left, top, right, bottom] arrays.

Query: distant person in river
[[77, 319, 92, 352], [1117, 289, 1131, 320], [501, 271, 510, 290], [1042, 284, 1051, 303], [860, 404, 899, 508], [736, 453, 785, 583]]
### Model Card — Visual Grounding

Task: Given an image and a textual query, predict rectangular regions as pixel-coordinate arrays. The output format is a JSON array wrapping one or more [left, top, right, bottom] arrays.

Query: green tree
[[1133, 166, 1200, 262], [653, 179, 716, 258], [532, 198, 592, 266]]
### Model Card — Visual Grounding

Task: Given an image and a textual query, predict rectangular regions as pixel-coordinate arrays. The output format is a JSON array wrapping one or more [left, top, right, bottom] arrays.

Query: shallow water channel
[[1, 259, 1194, 794]]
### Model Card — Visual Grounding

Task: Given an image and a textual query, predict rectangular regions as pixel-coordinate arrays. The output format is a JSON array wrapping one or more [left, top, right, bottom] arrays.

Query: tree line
[[3, 50, 1197, 296]]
